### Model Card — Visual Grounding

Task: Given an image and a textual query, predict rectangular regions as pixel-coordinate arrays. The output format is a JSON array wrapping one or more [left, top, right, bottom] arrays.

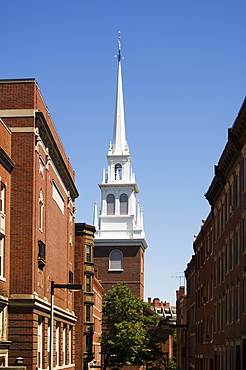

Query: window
[[230, 237, 234, 270], [236, 173, 240, 207], [0, 308, 3, 339], [0, 235, 4, 278], [244, 271, 246, 314], [62, 325, 66, 365], [56, 322, 60, 367], [236, 230, 240, 264], [109, 249, 123, 270], [85, 333, 92, 353], [39, 191, 44, 231], [47, 319, 51, 369], [244, 219, 246, 253], [115, 164, 122, 180], [0, 184, 5, 214], [226, 242, 229, 273], [85, 275, 92, 292], [85, 305, 91, 322], [244, 158, 246, 191], [69, 271, 73, 284], [226, 191, 229, 221], [236, 282, 240, 321], [38, 240, 46, 270], [52, 181, 64, 214], [120, 193, 128, 215], [106, 194, 115, 215], [68, 326, 72, 365], [86, 245, 92, 262], [38, 316, 43, 369]]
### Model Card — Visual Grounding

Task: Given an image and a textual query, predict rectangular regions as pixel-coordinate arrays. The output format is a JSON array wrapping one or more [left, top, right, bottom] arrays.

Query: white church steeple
[[94, 32, 147, 247], [109, 31, 129, 156]]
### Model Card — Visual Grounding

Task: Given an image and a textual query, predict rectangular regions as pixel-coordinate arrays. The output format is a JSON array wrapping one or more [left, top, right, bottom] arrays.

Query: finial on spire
[[115, 31, 123, 62]]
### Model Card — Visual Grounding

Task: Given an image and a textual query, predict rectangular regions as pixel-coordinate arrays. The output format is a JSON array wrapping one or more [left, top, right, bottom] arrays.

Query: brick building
[[0, 117, 15, 364], [75, 223, 103, 370], [184, 98, 246, 370], [0, 79, 79, 370], [93, 33, 148, 299], [176, 286, 187, 370], [91, 269, 103, 370]]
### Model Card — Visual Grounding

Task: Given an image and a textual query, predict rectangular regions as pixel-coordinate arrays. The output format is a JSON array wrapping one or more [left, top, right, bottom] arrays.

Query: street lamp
[[49, 281, 83, 370]]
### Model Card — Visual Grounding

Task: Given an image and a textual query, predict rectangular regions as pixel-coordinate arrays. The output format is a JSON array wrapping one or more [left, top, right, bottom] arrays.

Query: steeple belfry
[[94, 32, 148, 299], [109, 31, 129, 156]]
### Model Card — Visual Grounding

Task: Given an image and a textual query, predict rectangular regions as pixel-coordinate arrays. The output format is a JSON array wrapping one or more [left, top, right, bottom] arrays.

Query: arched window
[[109, 250, 123, 270], [107, 194, 115, 215], [120, 193, 128, 215], [115, 164, 122, 180]]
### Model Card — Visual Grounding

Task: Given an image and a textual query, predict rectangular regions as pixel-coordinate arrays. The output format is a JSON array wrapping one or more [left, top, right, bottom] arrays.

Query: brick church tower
[[93, 33, 148, 299]]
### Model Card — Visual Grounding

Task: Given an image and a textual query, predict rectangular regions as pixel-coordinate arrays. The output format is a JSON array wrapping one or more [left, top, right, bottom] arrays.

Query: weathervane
[[115, 31, 123, 62]]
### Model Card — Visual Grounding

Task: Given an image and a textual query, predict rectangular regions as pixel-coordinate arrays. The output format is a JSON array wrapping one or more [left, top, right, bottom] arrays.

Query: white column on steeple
[[93, 202, 99, 231], [136, 201, 141, 229]]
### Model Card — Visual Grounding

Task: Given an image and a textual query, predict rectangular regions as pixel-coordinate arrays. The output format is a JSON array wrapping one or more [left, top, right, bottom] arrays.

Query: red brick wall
[[0, 80, 78, 370], [94, 244, 144, 298]]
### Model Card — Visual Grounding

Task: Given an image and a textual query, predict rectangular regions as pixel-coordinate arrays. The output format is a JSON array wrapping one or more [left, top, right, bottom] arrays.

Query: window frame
[[109, 249, 123, 271]]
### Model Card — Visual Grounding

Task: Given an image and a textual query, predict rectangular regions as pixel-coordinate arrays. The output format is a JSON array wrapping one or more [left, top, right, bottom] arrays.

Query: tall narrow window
[[244, 219, 246, 253], [115, 164, 122, 180], [120, 193, 128, 215], [47, 319, 51, 369], [68, 326, 72, 365], [56, 322, 60, 367], [0, 184, 5, 215], [236, 282, 240, 321], [236, 173, 240, 207], [236, 230, 240, 264], [109, 249, 123, 270], [0, 235, 4, 278], [244, 158, 246, 191], [86, 245, 92, 262], [85, 275, 92, 292], [38, 316, 43, 369], [39, 191, 44, 231], [107, 194, 115, 215], [230, 237, 234, 270], [62, 325, 66, 365], [52, 181, 64, 214], [85, 305, 91, 322]]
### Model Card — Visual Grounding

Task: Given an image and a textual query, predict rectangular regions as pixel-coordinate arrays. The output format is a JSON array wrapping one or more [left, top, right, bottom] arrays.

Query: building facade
[[93, 33, 148, 299], [0, 79, 79, 370], [75, 223, 103, 370], [176, 286, 187, 370], [0, 118, 15, 365], [184, 99, 246, 370]]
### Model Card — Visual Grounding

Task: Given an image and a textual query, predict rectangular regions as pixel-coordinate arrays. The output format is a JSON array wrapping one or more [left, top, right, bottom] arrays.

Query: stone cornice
[[36, 112, 79, 201], [205, 99, 246, 206], [9, 294, 77, 323], [95, 238, 148, 250]]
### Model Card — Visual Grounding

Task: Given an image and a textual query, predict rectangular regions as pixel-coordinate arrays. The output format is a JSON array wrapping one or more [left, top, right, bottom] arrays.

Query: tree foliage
[[101, 283, 168, 369]]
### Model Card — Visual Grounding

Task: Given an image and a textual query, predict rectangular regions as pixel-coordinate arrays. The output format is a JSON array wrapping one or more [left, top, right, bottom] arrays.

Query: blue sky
[[2, 0, 246, 304]]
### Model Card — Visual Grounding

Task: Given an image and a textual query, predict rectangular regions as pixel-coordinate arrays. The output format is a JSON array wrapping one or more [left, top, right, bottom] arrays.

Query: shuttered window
[[120, 193, 128, 215], [107, 194, 115, 215], [109, 250, 123, 270]]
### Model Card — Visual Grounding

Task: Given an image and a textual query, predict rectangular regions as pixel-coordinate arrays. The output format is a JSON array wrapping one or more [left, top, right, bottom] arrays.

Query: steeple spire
[[110, 31, 129, 156]]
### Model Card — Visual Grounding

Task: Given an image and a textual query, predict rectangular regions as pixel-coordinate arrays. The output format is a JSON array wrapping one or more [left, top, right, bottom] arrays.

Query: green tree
[[101, 283, 167, 370]]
